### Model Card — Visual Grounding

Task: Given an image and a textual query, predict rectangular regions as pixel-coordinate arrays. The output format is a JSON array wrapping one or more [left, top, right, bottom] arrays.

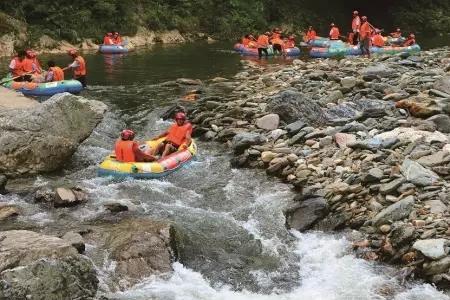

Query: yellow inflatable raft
[[98, 138, 197, 178]]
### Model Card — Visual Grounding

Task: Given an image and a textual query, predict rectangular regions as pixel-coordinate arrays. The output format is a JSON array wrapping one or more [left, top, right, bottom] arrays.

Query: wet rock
[[255, 114, 280, 130], [390, 224, 415, 247], [0, 230, 97, 300], [285, 197, 329, 232], [84, 218, 176, 291], [0, 93, 107, 177], [62, 231, 85, 253], [0, 175, 6, 194], [423, 256, 450, 276], [231, 132, 267, 154], [266, 157, 290, 176], [413, 239, 448, 260], [433, 75, 450, 95], [34, 187, 56, 203], [427, 114, 450, 133], [54, 187, 87, 207], [372, 195, 415, 226], [401, 159, 440, 187], [103, 199, 138, 213], [335, 133, 356, 149], [266, 90, 326, 125], [285, 120, 306, 136], [0, 203, 19, 221]]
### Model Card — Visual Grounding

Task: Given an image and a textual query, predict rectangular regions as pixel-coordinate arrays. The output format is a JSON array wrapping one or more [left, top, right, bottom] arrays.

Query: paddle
[[0, 72, 34, 85]]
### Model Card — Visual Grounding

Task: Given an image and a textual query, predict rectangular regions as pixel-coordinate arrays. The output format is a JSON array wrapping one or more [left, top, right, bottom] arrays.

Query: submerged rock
[[285, 197, 329, 232], [0, 230, 98, 300], [0, 93, 107, 177]]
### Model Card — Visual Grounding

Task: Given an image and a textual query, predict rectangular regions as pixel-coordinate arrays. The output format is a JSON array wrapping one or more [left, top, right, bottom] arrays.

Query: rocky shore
[[189, 47, 450, 286]]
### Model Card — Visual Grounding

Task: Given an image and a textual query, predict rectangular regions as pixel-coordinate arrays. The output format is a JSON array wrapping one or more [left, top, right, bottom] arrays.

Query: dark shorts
[[258, 48, 269, 58], [273, 44, 282, 53], [14, 75, 32, 82], [162, 140, 180, 149], [360, 38, 371, 54], [75, 75, 87, 87]]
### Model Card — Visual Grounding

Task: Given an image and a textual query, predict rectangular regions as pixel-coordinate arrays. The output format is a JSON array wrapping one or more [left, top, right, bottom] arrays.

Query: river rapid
[[1, 42, 450, 300]]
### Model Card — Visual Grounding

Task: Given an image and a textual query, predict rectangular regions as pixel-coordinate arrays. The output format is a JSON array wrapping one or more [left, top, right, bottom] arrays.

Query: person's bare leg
[[162, 144, 174, 157]]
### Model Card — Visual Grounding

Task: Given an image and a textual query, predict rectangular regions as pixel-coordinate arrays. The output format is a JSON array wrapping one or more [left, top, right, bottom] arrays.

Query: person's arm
[[67, 60, 79, 69], [154, 130, 169, 139], [8, 60, 15, 74]]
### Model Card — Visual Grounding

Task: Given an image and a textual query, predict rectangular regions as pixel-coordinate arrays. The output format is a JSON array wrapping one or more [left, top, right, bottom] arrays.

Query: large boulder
[[434, 76, 450, 95], [285, 197, 329, 231], [83, 218, 176, 291], [413, 239, 448, 260], [0, 230, 98, 300], [0, 93, 106, 177], [266, 90, 326, 125], [372, 196, 415, 226], [231, 132, 267, 154]]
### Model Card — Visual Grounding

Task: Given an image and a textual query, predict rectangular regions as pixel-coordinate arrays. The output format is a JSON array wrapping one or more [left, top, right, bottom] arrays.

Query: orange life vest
[[306, 30, 317, 41], [257, 35, 269, 48], [248, 41, 257, 48], [103, 36, 114, 45], [330, 27, 340, 40], [271, 37, 283, 45], [284, 40, 295, 48], [271, 33, 281, 40], [22, 58, 37, 74], [10, 57, 24, 76], [166, 123, 192, 146], [242, 37, 251, 46], [352, 16, 361, 31], [50, 66, 64, 81], [74, 56, 86, 76], [372, 34, 385, 47], [115, 140, 136, 162], [360, 22, 371, 39], [114, 36, 122, 45]]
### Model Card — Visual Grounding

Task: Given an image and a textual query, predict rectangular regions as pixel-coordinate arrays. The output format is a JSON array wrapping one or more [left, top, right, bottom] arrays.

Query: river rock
[[372, 195, 415, 226], [341, 76, 357, 89], [427, 114, 450, 133], [0, 175, 6, 194], [425, 200, 447, 214], [389, 223, 415, 247], [335, 133, 356, 149], [423, 256, 450, 276], [360, 64, 394, 78], [266, 90, 326, 125], [62, 231, 85, 253], [231, 132, 267, 154], [433, 76, 450, 95], [285, 120, 306, 136], [417, 151, 450, 167], [84, 218, 176, 291], [176, 78, 202, 85], [401, 159, 440, 187], [256, 114, 280, 130], [379, 177, 406, 195], [54, 187, 87, 207], [285, 197, 329, 232], [261, 151, 276, 163], [413, 239, 448, 260], [362, 168, 384, 184], [0, 230, 98, 300], [0, 93, 106, 177], [0, 203, 19, 221]]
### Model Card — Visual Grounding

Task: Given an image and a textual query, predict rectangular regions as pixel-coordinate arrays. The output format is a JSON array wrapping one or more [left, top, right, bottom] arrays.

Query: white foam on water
[[108, 231, 450, 300]]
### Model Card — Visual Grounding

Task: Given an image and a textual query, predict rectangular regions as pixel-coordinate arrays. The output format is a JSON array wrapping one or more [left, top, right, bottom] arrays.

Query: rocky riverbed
[[188, 47, 450, 287]]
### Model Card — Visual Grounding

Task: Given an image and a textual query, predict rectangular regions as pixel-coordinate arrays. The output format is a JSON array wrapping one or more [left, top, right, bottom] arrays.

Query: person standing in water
[[66, 49, 87, 87], [257, 32, 270, 59]]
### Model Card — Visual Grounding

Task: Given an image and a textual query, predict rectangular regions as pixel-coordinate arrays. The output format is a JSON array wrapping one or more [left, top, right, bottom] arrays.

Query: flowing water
[[1, 42, 450, 300]]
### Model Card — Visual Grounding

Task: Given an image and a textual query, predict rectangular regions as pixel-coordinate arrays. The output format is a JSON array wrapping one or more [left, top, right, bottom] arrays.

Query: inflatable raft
[[98, 138, 197, 179], [99, 44, 129, 54], [234, 43, 301, 57], [310, 44, 421, 58], [1, 79, 83, 96], [385, 36, 406, 46], [307, 37, 345, 48]]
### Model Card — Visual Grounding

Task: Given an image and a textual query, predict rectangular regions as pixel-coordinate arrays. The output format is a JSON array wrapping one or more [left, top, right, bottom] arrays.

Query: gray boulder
[[360, 64, 395, 78], [285, 197, 329, 231], [0, 230, 98, 300], [231, 132, 267, 154], [427, 114, 450, 133], [255, 114, 280, 130], [433, 76, 450, 95], [372, 196, 415, 226], [0, 93, 106, 177], [266, 90, 326, 125], [401, 159, 440, 186], [413, 239, 448, 260]]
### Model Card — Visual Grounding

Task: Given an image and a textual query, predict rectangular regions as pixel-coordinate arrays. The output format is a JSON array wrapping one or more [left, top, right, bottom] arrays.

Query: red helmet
[[121, 129, 135, 140], [175, 112, 186, 121]]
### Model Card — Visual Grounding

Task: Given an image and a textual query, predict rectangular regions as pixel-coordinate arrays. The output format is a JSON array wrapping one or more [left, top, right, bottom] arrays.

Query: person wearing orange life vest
[[271, 33, 284, 55], [351, 10, 361, 45], [45, 61, 65, 82], [391, 28, 402, 38], [372, 29, 385, 48], [242, 34, 251, 46], [247, 35, 257, 48], [67, 49, 87, 87], [403, 33, 416, 47], [305, 26, 317, 42], [329, 23, 340, 40], [8, 50, 29, 81], [284, 35, 296, 48], [359, 16, 372, 58], [114, 129, 156, 163], [152, 112, 193, 158], [103, 33, 114, 45], [113, 32, 123, 45], [257, 32, 270, 59]]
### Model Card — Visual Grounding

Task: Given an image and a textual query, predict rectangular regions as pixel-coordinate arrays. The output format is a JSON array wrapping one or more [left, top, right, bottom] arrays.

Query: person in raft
[[271, 32, 284, 55], [329, 23, 340, 40], [8, 50, 30, 82], [113, 32, 123, 45], [257, 32, 271, 59], [23, 49, 43, 82], [45, 61, 65, 82], [66, 49, 87, 87], [371, 29, 385, 48], [359, 16, 372, 58], [115, 129, 156, 162], [305, 26, 317, 42], [403, 33, 416, 47], [103, 32, 114, 45], [351, 10, 361, 45], [152, 112, 193, 158], [390, 28, 402, 38]]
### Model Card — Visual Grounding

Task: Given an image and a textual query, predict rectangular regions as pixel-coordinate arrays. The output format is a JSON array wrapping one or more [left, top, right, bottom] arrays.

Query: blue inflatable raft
[[234, 43, 301, 57], [310, 44, 421, 58], [1, 79, 83, 96], [99, 44, 129, 54]]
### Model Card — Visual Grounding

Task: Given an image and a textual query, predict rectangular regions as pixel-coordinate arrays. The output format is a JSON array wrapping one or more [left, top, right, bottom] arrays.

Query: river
[[1, 41, 450, 300]]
